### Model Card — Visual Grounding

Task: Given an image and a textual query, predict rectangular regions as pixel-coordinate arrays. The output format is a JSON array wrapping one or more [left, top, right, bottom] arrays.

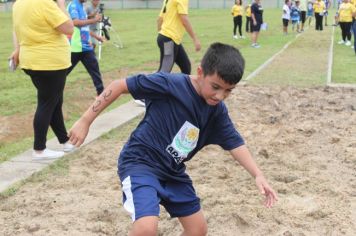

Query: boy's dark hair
[[201, 42, 245, 85]]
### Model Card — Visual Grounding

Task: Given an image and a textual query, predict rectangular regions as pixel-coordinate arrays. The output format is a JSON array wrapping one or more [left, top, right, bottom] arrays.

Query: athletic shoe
[[233, 35, 238, 39], [338, 40, 345, 45], [251, 43, 261, 48], [32, 149, 64, 160], [134, 99, 145, 107], [345, 41, 352, 46], [240, 35, 245, 39], [63, 141, 75, 152]]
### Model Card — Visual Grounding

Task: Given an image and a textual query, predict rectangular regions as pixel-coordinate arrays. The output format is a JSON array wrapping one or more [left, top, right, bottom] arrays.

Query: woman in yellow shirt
[[313, 0, 326, 30], [231, 0, 245, 39], [9, 0, 75, 159], [245, 4, 252, 33], [337, 0, 356, 46]]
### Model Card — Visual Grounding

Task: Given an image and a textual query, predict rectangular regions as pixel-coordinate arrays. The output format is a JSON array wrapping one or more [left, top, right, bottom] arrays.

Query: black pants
[[233, 16, 242, 36], [315, 13, 323, 31], [353, 21, 356, 54], [67, 51, 104, 95], [339, 22, 352, 41], [157, 34, 191, 74], [246, 16, 251, 32], [24, 69, 69, 150]]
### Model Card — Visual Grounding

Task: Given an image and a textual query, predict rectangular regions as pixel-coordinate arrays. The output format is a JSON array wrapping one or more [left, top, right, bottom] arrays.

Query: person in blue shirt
[[291, 0, 302, 32], [69, 43, 278, 235], [67, 0, 105, 96]]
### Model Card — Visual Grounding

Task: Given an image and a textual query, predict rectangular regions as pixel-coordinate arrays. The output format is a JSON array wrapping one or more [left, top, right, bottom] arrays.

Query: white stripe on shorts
[[122, 176, 135, 221]]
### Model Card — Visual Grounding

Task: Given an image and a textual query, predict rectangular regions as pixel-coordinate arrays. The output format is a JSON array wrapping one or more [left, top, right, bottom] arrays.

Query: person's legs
[[340, 22, 346, 41], [175, 44, 191, 74], [129, 216, 159, 236], [66, 52, 81, 75], [49, 69, 69, 145], [157, 33, 175, 73], [352, 21, 356, 53], [301, 11, 306, 31], [320, 14, 324, 30], [233, 16, 238, 37], [246, 16, 250, 32], [237, 16, 243, 37], [178, 210, 208, 236], [25, 69, 68, 151], [81, 51, 104, 95], [345, 22, 352, 42]]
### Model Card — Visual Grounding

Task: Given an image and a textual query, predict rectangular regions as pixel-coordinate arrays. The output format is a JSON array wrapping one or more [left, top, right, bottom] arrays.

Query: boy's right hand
[[68, 118, 90, 147]]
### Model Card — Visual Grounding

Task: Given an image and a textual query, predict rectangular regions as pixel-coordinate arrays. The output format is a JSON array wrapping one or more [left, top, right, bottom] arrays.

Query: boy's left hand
[[255, 175, 278, 208]]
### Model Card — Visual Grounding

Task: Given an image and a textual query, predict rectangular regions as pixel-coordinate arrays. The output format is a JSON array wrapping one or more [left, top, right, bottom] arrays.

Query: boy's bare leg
[[129, 216, 159, 236], [179, 210, 208, 236]]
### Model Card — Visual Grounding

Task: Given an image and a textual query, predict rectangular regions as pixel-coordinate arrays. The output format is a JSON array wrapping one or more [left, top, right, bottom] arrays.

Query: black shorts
[[251, 22, 261, 32], [301, 11, 306, 23], [283, 18, 289, 27]]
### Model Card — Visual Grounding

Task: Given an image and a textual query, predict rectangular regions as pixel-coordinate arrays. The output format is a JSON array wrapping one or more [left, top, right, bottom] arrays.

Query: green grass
[[0, 8, 355, 163]]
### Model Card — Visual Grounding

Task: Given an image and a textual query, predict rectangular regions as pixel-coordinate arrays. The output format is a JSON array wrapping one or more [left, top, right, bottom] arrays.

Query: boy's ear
[[197, 65, 203, 78]]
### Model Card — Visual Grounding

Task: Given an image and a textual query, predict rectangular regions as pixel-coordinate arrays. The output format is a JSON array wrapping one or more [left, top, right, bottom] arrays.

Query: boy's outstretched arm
[[229, 145, 278, 208], [68, 79, 129, 147]]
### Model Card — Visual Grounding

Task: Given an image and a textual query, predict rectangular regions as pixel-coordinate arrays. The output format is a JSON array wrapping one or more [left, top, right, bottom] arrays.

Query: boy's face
[[196, 66, 236, 106]]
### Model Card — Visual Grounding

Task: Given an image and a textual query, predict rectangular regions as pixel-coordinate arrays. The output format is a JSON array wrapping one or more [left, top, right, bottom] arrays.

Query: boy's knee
[[130, 216, 158, 236], [184, 222, 208, 236]]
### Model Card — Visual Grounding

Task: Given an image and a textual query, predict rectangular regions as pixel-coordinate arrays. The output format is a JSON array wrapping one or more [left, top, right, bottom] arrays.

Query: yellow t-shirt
[[13, 0, 71, 70], [246, 5, 252, 17], [313, 0, 326, 13], [231, 5, 243, 17], [338, 2, 356, 22], [159, 0, 189, 45]]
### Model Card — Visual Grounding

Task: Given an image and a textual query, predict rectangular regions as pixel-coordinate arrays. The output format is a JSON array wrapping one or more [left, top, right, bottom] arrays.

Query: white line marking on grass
[[244, 32, 304, 81], [326, 26, 335, 85]]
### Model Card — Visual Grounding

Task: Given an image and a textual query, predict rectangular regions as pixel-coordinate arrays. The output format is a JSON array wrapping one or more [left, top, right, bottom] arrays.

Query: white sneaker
[[345, 41, 352, 46], [233, 35, 238, 39], [240, 35, 245, 39], [351, 45, 354, 49], [338, 40, 345, 45], [134, 99, 145, 107], [32, 149, 64, 160], [63, 141, 75, 152]]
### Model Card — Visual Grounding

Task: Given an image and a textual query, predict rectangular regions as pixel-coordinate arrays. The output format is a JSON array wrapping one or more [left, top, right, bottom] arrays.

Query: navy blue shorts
[[121, 174, 201, 221]]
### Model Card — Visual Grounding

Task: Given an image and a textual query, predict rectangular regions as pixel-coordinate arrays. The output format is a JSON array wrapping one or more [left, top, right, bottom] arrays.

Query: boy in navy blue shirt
[[69, 43, 277, 235]]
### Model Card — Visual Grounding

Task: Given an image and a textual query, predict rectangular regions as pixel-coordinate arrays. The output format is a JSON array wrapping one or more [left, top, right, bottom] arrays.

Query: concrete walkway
[[0, 101, 145, 193]]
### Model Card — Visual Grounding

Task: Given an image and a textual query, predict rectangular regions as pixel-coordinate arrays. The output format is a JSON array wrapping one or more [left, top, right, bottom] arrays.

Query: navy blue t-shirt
[[251, 3, 263, 24], [118, 72, 244, 183]]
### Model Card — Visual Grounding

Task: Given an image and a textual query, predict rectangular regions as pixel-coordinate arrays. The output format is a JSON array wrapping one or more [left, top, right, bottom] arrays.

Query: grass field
[[0, 8, 355, 163]]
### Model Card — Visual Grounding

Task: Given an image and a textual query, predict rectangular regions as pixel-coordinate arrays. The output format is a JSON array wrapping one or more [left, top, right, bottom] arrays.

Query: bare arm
[[55, 0, 74, 35], [73, 14, 102, 27], [9, 31, 20, 66], [180, 14, 201, 51], [157, 16, 163, 31], [230, 145, 278, 208], [68, 79, 129, 146]]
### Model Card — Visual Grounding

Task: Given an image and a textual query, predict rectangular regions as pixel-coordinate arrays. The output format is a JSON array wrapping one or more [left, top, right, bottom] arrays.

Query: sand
[[0, 84, 355, 236]]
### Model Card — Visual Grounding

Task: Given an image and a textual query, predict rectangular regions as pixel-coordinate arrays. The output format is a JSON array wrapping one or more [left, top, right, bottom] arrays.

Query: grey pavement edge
[[0, 100, 145, 193]]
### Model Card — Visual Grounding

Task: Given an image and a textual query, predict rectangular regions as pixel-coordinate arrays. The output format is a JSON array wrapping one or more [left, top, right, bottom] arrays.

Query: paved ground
[[0, 100, 145, 192]]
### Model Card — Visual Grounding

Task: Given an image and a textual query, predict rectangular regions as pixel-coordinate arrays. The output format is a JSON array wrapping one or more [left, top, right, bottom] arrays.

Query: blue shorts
[[121, 174, 201, 221]]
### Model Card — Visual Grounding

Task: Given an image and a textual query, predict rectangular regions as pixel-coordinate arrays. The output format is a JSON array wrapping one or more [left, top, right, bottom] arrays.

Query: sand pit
[[0, 84, 355, 235]]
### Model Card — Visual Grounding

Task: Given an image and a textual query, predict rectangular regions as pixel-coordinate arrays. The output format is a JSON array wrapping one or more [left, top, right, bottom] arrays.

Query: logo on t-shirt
[[166, 121, 199, 164]]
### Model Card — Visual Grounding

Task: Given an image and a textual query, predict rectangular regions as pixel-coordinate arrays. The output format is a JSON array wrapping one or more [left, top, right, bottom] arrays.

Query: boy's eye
[[212, 85, 219, 90]]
